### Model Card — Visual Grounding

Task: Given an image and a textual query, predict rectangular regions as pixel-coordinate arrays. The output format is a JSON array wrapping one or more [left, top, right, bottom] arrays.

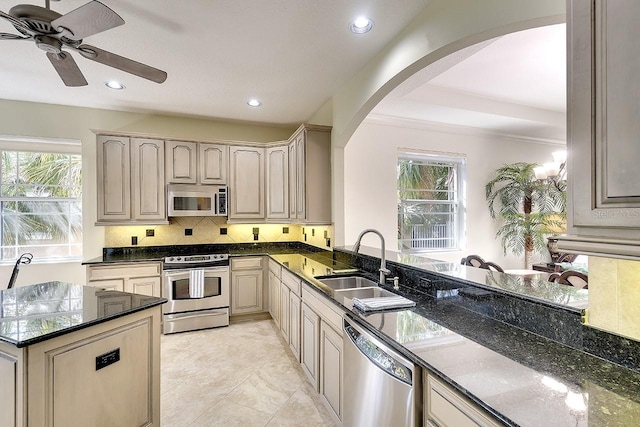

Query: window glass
[[398, 152, 465, 252], [0, 151, 82, 262]]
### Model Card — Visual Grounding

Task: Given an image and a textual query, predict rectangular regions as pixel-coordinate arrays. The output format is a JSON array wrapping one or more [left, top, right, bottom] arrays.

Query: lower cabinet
[[86, 262, 162, 297], [289, 292, 301, 360], [301, 302, 320, 388], [280, 284, 290, 343], [320, 320, 343, 422], [268, 268, 281, 327], [230, 257, 265, 315], [425, 373, 501, 427]]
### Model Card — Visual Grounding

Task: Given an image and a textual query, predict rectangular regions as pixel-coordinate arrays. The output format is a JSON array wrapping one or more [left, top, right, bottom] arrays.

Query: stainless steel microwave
[[167, 184, 227, 217]]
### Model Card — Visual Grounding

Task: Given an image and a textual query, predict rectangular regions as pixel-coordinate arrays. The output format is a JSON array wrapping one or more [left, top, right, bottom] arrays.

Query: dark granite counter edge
[[0, 291, 167, 348]]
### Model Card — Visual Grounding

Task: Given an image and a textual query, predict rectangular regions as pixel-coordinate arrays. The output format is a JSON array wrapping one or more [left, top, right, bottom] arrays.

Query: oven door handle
[[165, 311, 228, 321]]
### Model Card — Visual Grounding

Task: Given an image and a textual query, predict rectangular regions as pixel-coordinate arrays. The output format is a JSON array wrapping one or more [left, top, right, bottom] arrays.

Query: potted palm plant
[[485, 162, 565, 269]]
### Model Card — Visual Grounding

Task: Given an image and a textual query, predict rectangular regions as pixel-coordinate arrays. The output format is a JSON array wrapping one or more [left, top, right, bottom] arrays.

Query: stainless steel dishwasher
[[343, 315, 420, 427]]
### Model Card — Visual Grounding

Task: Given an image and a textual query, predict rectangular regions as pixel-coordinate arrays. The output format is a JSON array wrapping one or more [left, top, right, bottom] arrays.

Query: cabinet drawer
[[302, 283, 343, 334], [281, 269, 301, 295], [427, 375, 499, 427], [231, 257, 264, 271], [87, 263, 161, 281]]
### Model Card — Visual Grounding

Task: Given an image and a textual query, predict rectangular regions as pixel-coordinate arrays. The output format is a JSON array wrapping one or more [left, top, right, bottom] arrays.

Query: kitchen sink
[[316, 275, 380, 291]]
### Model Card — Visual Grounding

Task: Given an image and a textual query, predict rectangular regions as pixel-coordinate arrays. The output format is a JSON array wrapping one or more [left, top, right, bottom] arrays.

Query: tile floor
[[160, 318, 338, 426]]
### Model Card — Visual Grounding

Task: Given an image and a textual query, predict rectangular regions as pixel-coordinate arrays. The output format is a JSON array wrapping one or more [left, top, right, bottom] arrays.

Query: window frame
[[397, 150, 466, 253], [0, 136, 82, 264]]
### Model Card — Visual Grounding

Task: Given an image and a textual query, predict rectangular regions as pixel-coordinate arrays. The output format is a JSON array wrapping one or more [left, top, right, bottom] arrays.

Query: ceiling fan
[[0, 0, 167, 86]]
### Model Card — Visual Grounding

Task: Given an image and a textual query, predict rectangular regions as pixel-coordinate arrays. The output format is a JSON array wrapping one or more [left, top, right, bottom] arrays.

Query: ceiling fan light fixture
[[105, 80, 125, 90], [350, 16, 373, 34], [247, 99, 262, 107]]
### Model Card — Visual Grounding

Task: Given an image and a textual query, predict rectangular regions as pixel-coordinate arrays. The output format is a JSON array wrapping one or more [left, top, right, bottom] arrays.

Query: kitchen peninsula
[[0, 281, 165, 427]]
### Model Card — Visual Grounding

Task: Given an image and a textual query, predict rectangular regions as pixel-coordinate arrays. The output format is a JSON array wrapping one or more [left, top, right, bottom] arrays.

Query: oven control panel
[[163, 253, 229, 266]]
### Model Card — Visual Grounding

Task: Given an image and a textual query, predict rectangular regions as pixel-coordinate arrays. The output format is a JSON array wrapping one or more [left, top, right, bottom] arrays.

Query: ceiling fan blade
[[77, 44, 167, 83], [0, 32, 29, 40], [0, 10, 31, 33], [51, 1, 124, 41], [47, 52, 88, 87]]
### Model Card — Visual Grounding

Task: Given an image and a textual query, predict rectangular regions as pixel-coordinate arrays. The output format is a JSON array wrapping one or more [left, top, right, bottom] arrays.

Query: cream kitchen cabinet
[[228, 145, 265, 220], [301, 282, 345, 424], [279, 269, 302, 361], [97, 135, 166, 224], [165, 140, 228, 185], [266, 145, 289, 220], [268, 260, 281, 327], [287, 124, 331, 225], [230, 257, 265, 315], [559, 1, 640, 257], [86, 262, 162, 297], [425, 373, 500, 427]]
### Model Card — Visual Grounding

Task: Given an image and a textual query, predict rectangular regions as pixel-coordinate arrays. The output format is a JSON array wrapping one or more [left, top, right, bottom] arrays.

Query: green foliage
[[485, 162, 565, 258]]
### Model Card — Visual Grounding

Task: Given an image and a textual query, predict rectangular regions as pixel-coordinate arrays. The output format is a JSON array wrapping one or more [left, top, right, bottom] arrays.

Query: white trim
[[0, 134, 81, 154], [365, 114, 566, 146]]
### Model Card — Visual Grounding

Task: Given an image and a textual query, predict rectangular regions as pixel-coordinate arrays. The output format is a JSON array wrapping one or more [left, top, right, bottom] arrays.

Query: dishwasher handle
[[344, 318, 413, 385]]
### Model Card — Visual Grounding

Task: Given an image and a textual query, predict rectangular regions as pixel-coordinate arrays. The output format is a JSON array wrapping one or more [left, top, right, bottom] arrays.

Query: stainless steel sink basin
[[316, 275, 380, 291]]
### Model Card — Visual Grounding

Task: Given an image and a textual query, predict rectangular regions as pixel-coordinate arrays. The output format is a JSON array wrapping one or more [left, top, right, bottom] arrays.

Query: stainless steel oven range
[[162, 253, 230, 334]]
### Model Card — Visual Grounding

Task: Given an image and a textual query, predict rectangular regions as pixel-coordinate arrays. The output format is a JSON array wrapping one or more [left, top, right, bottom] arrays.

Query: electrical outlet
[[283, 227, 289, 234], [131, 236, 137, 245], [324, 230, 328, 238], [253, 234, 259, 241], [146, 229, 154, 237], [326, 238, 331, 247], [220, 228, 227, 235], [312, 228, 315, 236], [253, 227, 259, 234], [185, 228, 192, 236]]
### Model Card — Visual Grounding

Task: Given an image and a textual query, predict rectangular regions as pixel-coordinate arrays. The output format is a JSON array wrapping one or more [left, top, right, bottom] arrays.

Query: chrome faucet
[[353, 229, 391, 285]]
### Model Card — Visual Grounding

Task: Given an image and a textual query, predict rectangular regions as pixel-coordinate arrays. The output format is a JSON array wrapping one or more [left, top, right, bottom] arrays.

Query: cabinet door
[[564, 0, 640, 245], [229, 146, 265, 219], [279, 285, 290, 343], [231, 270, 263, 314], [51, 321, 152, 427], [199, 143, 228, 184], [266, 146, 289, 220], [97, 135, 131, 221], [165, 140, 197, 183], [131, 138, 165, 221], [268, 270, 281, 326], [0, 351, 17, 427], [129, 276, 161, 297], [301, 303, 320, 390], [295, 132, 306, 220], [288, 140, 297, 218], [289, 293, 301, 362], [320, 321, 342, 423]]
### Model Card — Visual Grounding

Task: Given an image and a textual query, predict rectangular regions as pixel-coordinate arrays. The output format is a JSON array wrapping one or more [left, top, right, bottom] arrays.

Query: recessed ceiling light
[[105, 80, 125, 90], [247, 99, 262, 107], [350, 16, 373, 34]]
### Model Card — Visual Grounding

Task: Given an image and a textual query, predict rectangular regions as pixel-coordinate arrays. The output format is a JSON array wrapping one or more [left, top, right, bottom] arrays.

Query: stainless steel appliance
[[167, 184, 227, 217], [343, 315, 420, 427], [162, 253, 230, 334]]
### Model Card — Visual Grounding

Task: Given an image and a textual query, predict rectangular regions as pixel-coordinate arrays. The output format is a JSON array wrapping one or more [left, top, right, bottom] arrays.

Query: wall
[[104, 220, 333, 251], [343, 118, 563, 270], [0, 98, 296, 286]]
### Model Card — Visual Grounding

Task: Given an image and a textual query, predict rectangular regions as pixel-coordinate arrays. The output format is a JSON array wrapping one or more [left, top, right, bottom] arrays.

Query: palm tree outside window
[[0, 147, 82, 262], [397, 152, 466, 252]]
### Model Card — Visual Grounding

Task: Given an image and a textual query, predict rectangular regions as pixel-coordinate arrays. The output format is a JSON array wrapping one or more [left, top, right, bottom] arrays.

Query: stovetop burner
[[163, 253, 229, 269]]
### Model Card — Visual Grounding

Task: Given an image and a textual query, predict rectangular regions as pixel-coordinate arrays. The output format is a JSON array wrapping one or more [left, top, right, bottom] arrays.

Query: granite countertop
[[267, 252, 640, 427], [0, 281, 166, 348]]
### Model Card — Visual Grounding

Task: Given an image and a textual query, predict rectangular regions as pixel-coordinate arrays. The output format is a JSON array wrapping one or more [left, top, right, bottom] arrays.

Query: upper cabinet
[[166, 140, 227, 185], [228, 146, 265, 220], [266, 145, 289, 220], [288, 125, 332, 225], [559, 1, 640, 257], [97, 135, 166, 225]]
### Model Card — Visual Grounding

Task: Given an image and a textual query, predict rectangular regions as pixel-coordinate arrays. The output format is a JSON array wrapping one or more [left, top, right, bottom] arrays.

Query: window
[[397, 151, 465, 252], [0, 142, 82, 262]]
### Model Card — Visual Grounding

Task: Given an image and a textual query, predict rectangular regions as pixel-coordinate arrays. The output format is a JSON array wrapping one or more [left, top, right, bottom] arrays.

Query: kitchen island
[[0, 281, 165, 427]]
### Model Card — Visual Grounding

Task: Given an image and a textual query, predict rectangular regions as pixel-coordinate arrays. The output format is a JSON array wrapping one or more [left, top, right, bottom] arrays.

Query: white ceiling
[[371, 24, 567, 142], [0, 2, 566, 139], [0, 0, 430, 125]]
